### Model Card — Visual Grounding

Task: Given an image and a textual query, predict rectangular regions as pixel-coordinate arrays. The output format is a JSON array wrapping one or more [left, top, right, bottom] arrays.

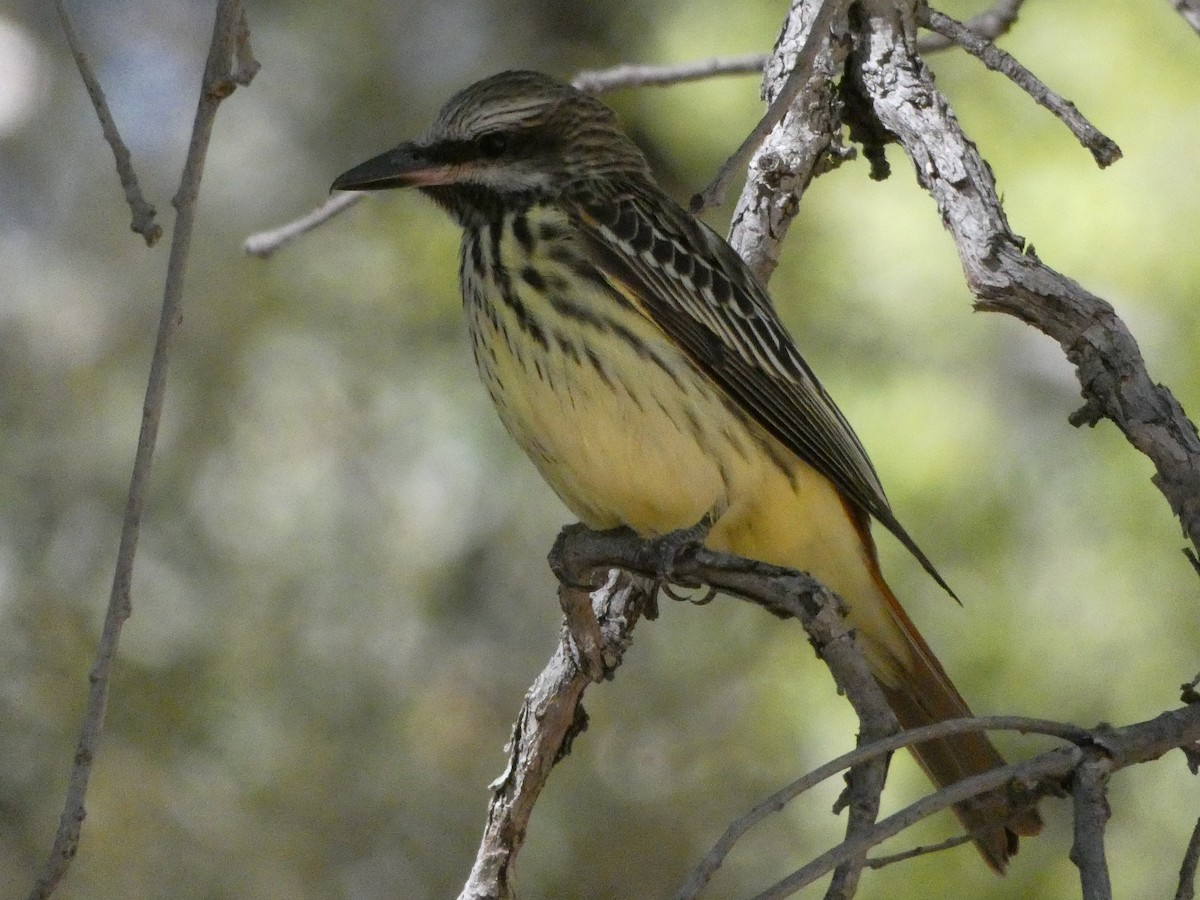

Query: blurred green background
[[2, 1, 1199, 897]]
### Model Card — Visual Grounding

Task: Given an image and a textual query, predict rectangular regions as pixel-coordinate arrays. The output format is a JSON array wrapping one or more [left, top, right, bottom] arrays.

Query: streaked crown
[[331, 70, 653, 226]]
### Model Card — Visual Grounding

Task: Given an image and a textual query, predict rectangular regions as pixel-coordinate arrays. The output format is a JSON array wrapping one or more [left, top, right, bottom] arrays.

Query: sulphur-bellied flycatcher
[[332, 70, 1041, 871]]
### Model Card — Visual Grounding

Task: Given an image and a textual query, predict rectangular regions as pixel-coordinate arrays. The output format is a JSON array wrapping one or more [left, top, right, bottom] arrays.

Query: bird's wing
[[573, 184, 956, 599]]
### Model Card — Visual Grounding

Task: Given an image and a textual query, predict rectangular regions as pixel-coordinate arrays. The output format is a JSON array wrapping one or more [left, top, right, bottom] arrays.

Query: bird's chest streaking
[[457, 204, 878, 621], [460, 205, 759, 535]]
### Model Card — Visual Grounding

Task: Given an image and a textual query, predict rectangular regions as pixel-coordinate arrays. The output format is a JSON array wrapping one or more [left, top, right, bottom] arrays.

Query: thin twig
[[677, 713, 1084, 898], [919, 6, 1122, 168], [244, 191, 366, 258], [572, 54, 767, 93], [1175, 816, 1200, 900], [26, 3, 255, 898], [54, 0, 161, 246], [864, 832, 975, 869], [1171, 0, 1200, 36], [752, 749, 1081, 900], [917, 0, 1027, 53], [692, 0, 850, 212]]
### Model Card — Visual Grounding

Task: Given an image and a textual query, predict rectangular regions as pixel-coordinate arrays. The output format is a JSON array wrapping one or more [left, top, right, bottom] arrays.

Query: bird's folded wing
[[574, 186, 956, 599]]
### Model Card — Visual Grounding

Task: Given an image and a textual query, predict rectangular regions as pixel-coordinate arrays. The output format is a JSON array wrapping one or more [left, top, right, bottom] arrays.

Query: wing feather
[[572, 183, 956, 599]]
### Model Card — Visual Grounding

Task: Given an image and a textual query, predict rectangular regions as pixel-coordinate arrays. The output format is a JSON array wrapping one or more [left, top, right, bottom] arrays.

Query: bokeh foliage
[[2, 1, 1198, 897]]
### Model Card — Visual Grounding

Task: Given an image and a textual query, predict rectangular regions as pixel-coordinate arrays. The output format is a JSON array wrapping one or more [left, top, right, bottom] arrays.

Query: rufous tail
[[869, 568, 1043, 873]]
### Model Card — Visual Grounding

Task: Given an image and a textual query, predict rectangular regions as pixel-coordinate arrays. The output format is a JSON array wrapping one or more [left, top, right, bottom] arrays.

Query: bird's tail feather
[[867, 568, 1043, 873]]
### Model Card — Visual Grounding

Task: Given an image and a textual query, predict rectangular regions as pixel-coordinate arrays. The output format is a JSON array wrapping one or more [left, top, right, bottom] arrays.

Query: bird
[[331, 69, 1042, 871]]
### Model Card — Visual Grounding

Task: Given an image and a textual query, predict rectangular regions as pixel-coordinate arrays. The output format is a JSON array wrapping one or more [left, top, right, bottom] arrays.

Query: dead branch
[[462, 522, 901, 900], [458, 569, 656, 899], [918, 6, 1121, 167], [852, 0, 1200, 560], [725, 0, 854, 286], [572, 55, 767, 93], [244, 191, 366, 258], [678, 713, 1085, 898], [1070, 750, 1114, 900], [917, 0, 1027, 52], [54, 0, 161, 245], [692, 0, 851, 215], [864, 833, 975, 870], [26, 4, 257, 898]]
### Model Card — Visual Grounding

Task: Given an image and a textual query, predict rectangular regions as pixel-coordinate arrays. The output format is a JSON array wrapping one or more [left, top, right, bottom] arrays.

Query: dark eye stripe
[[422, 139, 483, 165]]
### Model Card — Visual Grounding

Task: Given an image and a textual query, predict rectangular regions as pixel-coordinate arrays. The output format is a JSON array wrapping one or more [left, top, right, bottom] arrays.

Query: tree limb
[[458, 568, 656, 899], [852, 0, 1200, 560], [725, 0, 854, 286], [692, 0, 851, 217], [1070, 750, 1114, 900], [462, 522, 899, 900], [678, 712, 1084, 898], [26, 4, 256, 898]]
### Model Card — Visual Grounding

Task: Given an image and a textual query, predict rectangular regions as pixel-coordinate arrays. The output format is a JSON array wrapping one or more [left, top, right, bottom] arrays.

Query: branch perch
[[458, 568, 656, 899], [461, 523, 901, 900]]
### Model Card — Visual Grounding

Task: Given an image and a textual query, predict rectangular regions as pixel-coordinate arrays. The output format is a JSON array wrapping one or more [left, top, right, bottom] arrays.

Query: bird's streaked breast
[[460, 205, 753, 534]]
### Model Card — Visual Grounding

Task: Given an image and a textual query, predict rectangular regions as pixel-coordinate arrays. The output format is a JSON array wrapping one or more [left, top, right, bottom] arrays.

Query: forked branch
[[28, 4, 257, 898]]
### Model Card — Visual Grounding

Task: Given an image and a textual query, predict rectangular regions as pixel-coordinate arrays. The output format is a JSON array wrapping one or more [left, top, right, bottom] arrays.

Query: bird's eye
[[476, 132, 509, 157]]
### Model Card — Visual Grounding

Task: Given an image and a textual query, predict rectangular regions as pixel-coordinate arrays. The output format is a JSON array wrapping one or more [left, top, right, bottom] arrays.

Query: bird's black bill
[[331, 145, 452, 192]]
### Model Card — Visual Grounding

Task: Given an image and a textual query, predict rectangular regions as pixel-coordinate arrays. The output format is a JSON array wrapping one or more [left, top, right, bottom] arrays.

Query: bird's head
[[331, 70, 652, 226]]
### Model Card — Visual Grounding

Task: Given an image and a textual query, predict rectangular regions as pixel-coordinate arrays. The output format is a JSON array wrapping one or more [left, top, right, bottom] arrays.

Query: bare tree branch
[[54, 0, 161, 246], [26, 4, 256, 897], [460, 522, 900, 900], [727, 0, 855, 285], [755, 700, 1200, 898], [458, 568, 656, 899], [918, 6, 1121, 167], [244, 191, 366, 258], [917, 0, 1027, 53], [572, 54, 767, 93], [853, 0, 1200, 559], [692, 0, 851, 215], [1070, 751, 1114, 900], [755, 749, 1080, 899], [864, 833, 975, 869], [679, 713, 1084, 898]]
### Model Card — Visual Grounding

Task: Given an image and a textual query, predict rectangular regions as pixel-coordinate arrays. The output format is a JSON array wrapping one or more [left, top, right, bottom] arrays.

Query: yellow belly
[[461, 211, 883, 619], [458, 209, 922, 685]]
